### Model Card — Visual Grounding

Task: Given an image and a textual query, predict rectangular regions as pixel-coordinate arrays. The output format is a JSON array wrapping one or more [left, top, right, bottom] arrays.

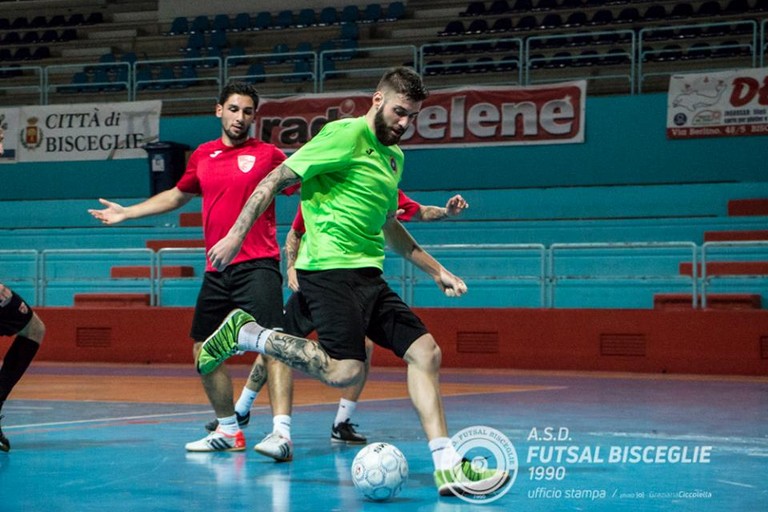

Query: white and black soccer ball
[[351, 442, 409, 501]]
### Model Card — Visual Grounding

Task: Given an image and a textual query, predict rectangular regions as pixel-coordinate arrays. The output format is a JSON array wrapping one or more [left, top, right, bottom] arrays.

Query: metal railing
[[548, 242, 698, 308], [7, 241, 760, 310], [1, 20, 766, 105], [701, 240, 768, 309]]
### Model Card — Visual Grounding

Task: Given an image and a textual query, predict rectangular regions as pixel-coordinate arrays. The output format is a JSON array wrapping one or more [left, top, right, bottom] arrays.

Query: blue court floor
[[0, 364, 766, 511]]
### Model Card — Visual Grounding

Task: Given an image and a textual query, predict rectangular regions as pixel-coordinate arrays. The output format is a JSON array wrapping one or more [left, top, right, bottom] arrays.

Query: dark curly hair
[[219, 81, 259, 109]]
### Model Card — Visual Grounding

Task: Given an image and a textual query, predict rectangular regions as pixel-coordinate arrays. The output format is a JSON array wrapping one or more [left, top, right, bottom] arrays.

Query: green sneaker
[[434, 459, 510, 497], [196, 309, 255, 375]]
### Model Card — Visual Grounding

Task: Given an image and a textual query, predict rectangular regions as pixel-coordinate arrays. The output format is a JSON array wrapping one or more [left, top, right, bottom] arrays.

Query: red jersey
[[291, 189, 421, 234], [176, 138, 296, 272]]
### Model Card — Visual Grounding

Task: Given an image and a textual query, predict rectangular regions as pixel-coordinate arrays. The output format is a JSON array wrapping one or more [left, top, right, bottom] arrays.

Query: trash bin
[[144, 141, 190, 195]]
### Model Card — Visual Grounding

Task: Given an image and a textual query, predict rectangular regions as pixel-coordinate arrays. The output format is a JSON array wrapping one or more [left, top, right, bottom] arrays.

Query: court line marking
[[5, 386, 563, 431], [716, 480, 756, 489]]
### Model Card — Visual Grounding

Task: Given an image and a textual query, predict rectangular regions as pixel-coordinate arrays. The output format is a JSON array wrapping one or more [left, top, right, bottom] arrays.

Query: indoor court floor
[[0, 362, 766, 511]]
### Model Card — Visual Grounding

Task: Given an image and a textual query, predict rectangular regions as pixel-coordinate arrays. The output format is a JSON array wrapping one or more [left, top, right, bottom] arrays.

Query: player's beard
[[373, 109, 402, 146], [225, 125, 248, 145]]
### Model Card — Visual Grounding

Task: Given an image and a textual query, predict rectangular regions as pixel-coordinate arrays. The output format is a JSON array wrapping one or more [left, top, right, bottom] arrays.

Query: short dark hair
[[376, 66, 428, 102], [219, 81, 259, 109]]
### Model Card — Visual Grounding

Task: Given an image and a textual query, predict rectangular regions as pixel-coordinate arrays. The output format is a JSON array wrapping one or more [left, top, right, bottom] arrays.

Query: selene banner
[[667, 67, 768, 139], [16, 100, 162, 162], [256, 81, 586, 151]]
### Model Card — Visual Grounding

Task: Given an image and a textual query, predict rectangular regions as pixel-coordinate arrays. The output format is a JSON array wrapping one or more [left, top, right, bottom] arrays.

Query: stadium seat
[[11, 16, 29, 30], [488, 0, 511, 15], [252, 11, 272, 30], [539, 13, 562, 29], [461, 1, 486, 17], [233, 13, 251, 31], [66, 13, 86, 26], [697, 1, 721, 17], [21, 31, 39, 44], [167, 16, 188, 35], [41, 29, 59, 43], [86, 12, 104, 25], [212, 14, 230, 32], [47, 15, 65, 28], [31, 46, 51, 60], [515, 15, 538, 31], [274, 10, 294, 29], [318, 7, 338, 25], [564, 11, 588, 28], [385, 2, 405, 21], [340, 5, 360, 24], [490, 17, 513, 32], [190, 15, 210, 34], [245, 62, 266, 83], [670, 3, 694, 19], [439, 20, 464, 36], [296, 8, 316, 27], [590, 9, 613, 25], [465, 19, 489, 35], [725, 0, 751, 13], [643, 5, 667, 22], [29, 15, 47, 29]]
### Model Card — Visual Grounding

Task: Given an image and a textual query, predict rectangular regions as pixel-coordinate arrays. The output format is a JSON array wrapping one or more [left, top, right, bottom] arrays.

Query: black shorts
[[290, 268, 429, 362], [190, 259, 284, 342], [0, 285, 34, 336]]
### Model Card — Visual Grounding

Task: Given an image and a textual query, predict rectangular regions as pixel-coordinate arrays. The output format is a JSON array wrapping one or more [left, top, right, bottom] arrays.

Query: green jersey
[[286, 116, 404, 271]]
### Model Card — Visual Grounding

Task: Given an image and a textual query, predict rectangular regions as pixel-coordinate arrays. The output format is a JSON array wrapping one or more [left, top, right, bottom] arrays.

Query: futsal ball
[[351, 442, 409, 501]]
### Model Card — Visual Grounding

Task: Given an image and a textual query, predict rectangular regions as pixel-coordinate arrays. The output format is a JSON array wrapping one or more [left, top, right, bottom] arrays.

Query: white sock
[[273, 414, 291, 440], [217, 415, 239, 435], [429, 437, 463, 470], [238, 323, 273, 353], [234, 386, 258, 417], [333, 398, 357, 427]]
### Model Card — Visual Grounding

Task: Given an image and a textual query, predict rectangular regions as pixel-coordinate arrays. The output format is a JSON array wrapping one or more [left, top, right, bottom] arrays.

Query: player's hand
[[435, 268, 467, 298], [287, 267, 300, 292], [445, 195, 468, 217], [207, 234, 243, 271], [87, 198, 127, 225]]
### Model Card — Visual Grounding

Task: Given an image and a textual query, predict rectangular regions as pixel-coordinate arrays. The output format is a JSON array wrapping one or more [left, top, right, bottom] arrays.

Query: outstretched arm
[[88, 187, 193, 225], [383, 216, 467, 297], [414, 194, 468, 222], [208, 163, 300, 270]]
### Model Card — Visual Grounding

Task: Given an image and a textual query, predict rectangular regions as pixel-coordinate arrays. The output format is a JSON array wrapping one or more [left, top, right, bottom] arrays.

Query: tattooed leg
[[264, 331, 364, 388]]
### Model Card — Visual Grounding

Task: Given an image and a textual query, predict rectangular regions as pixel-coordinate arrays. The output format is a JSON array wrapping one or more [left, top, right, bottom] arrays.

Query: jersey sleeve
[[175, 147, 202, 194], [284, 120, 356, 181], [396, 190, 421, 222], [291, 204, 306, 234]]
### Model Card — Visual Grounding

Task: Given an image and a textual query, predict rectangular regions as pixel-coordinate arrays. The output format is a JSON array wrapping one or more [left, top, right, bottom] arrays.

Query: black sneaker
[[0, 416, 9, 452], [204, 411, 250, 433], [331, 419, 366, 444]]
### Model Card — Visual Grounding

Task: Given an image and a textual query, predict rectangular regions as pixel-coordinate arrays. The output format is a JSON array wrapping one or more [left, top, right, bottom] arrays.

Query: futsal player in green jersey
[[199, 67, 509, 497]]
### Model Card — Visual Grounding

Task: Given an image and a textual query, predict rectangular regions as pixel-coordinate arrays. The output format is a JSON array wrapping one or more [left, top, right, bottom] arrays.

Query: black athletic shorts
[[190, 259, 284, 342], [0, 285, 34, 336], [287, 267, 429, 361]]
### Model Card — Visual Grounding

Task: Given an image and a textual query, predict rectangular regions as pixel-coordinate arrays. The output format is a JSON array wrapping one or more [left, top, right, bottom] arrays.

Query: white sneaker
[[185, 428, 246, 452], [253, 432, 293, 462]]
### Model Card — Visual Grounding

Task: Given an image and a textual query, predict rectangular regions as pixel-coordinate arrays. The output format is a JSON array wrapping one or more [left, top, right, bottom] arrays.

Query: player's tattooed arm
[[207, 163, 300, 270]]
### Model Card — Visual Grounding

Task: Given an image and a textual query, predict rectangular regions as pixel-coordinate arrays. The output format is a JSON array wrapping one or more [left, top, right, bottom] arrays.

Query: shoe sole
[[185, 446, 246, 453], [330, 437, 367, 445], [253, 445, 293, 462], [197, 309, 245, 375], [437, 472, 511, 497]]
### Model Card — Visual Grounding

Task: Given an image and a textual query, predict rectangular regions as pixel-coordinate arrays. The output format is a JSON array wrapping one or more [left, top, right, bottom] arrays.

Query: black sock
[[0, 335, 40, 404]]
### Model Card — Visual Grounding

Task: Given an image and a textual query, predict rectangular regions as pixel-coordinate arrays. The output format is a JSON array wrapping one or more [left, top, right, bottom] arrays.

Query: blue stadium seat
[[246, 62, 266, 83], [212, 14, 230, 32], [275, 10, 294, 29], [385, 2, 405, 21], [252, 11, 272, 30], [318, 7, 338, 25], [233, 12, 251, 31], [362, 4, 383, 23], [296, 8, 316, 27]]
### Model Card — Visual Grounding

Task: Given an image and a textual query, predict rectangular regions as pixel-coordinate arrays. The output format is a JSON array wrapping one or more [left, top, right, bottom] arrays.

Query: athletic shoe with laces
[[253, 432, 293, 462], [434, 458, 511, 497], [204, 411, 251, 433], [0, 416, 9, 452], [196, 309, 255, 375], [185, 427, 246, 452], [330, 419, 367, 444]]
